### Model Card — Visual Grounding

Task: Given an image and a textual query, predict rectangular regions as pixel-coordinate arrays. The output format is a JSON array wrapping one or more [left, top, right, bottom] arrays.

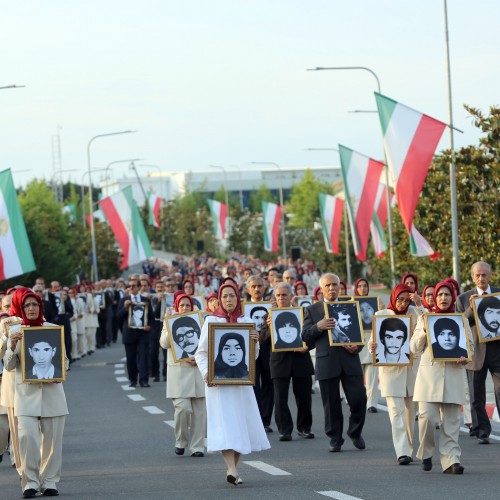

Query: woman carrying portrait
[[195, 282, 270, 486]]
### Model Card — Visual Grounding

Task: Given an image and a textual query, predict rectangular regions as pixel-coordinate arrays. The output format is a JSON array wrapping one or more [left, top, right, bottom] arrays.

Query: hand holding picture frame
[[269, 307, 305, 352], [165, 311, 204, 363], [471, 292, 500, 343], [372, 315, 413, 366], [207, 323, 256, 385], [324, 301, 364, 346]]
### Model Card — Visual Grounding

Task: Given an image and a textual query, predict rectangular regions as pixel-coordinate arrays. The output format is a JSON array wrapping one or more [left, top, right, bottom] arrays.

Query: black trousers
[[319, 374, 367, 446], [124, 340, 150, 384], [470, 364, 500, 438], [149, 331, 161, 378], [273, 376, 312, 435], [254, 361, 274, 427]]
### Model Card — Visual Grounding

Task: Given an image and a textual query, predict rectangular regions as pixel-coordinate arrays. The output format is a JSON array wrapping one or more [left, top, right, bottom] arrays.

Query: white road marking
[[116, 377, 129, 383], [128, 394, 146, 402], [242, 461, 291, 476], [114, 370, 125, 375], [115, 363, 125, 368], [120, 357, 126, 362], [317, 492, 364, 500], [121, 385, 135, 391], [460, 426, 500, 441], [143, 406, 165, 414], [164, 420, 175, 429]]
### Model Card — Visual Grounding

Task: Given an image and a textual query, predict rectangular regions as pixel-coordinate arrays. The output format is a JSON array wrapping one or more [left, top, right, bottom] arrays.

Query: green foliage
[[248, 184, 277, 213]]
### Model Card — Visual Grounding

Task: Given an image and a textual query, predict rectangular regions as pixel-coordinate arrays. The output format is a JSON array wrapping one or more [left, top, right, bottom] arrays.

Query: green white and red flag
[[0, 169, 35, 280], [339, 145, 384, 261], [148, 193, 162, 228], [262, 201, 281, 252], [86, 208, 106, 228], [99, 186, 153, 269], [370, 183, 392, 258], [319, 193, 344, 254], [375, 92, 445, 259], [207, 199, 227, 240]]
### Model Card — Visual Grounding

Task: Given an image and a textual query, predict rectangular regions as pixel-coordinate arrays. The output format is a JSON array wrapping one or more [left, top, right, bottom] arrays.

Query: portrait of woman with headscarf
[[214, 332, 249, 379]]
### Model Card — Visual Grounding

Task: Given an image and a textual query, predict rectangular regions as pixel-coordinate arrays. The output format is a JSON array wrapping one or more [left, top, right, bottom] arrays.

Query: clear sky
[[2, 0, 498, 188]]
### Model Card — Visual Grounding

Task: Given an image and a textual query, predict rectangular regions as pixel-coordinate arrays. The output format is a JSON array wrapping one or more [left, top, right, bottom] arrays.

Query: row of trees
[[4, 105, 498, 289]]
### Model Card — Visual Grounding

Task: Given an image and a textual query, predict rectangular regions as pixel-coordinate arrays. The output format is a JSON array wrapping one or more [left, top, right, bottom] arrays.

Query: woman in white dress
[[195, 283, 270, 485]]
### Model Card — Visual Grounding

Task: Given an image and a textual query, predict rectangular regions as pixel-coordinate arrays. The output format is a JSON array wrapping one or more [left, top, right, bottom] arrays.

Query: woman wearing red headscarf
[[195, 283, 270, 485], [421, 284, 435, 311], [205, 292, 219, 313], [401, 273, 423, 307], [160, 293, 206, 458], [411, 281, 473, 475], [4, 289, 68, 498], [369, 284, 423, 466]]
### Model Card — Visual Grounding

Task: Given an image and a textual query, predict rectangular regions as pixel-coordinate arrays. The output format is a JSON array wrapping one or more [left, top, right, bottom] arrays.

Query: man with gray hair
[[283, 269, 297, 287]]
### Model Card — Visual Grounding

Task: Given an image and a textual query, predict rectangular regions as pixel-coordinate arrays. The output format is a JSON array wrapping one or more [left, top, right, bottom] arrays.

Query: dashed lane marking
[[116, 377, 129, 383], [121, 384, 135, 391], [164, 420, 175, 429], [143, 406, 165, 414], [128, 394, 146, 402], [114, 370, 125, 375], [243, 461, 291, 476], [317, 492, 364, 500]]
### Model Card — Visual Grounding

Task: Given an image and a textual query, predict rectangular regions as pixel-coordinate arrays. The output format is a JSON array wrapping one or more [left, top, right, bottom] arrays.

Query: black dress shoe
[[443, 463, 464, 475], [23, 489, 37, 499], [329, 444, 342, 452], [398, 455, 412, 465], [153, 376, 160, 382], [129, 382, 137, 387], [279, 434, 292, 442], [191, 451, 204, 457], [139, 383, 151, 388], [43, 489, 60, 496], [478, 436, 490, 444], [297, 430, 315, 439], [422, 457, 432, 471], [264, 426, 273, 433], [367, 406, 378, 413], [351, 436, 366, 450], [175, 447, 185, 455], [227, 474, 238, 485]]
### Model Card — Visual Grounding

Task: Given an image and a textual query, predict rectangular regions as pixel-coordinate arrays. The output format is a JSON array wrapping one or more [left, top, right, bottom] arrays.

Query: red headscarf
[[182, 280, 195, 295], [205, 292, 218, 312], [339, 280, 348, 295], [212, 283, 243, 323], [388, 284, 413, 315], [401, 273, 419, 293], [9, 287, 31, 318], [313, 286, 322, 301], [294, 281, 308, 295], [432, 282, 456, 313], [421, 284, 435, 310], [353, 278, 369, 296], [173, 293, 194, 313], [443, 278, 460, 298], [20, 290, 45, 326]]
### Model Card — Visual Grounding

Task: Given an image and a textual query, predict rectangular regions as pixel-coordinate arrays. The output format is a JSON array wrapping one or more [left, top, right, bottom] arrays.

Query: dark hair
[[26, 332, 58, 350], [379, 317, 408, 344], [171, 316, 201, 342], [433, 317, 460, 338], [330, 306, 352, 320], [274, 311, 300, 333], [249, 306, 268, 317], [477, 296, 500, 322]]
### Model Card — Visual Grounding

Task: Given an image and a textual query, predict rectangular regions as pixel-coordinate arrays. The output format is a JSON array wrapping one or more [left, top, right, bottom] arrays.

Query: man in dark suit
[[50, 282, 74, 363], [263, 282, 314, 442], [456, 261, 500, 444], [302, 273, 367, 452], [118, 278, 154, 388]]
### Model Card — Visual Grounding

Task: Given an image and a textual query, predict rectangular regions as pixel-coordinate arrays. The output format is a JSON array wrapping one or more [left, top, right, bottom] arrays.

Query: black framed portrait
[[128, 302, 148, 329], [165, 311, 203, 362], [296, 295, 314, 308], [94, 291, 105, 310], [324, 301, 363, 346], [269, 307, 305, 352], [353, 296, 380, 333], [471, 292, 500, 343], [424, 313, 471, 362], [207, 323, 255, 385], [372, 315, 412, 366], [21, 326, 66, 383], [243, 301, 273, 334]]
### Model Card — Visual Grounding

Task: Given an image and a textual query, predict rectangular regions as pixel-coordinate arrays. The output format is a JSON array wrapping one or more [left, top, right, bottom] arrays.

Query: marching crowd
[[0, 254, 498, 496]]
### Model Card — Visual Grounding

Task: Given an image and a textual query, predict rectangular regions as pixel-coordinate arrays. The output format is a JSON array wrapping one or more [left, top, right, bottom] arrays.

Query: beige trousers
[[7, 407, 21, 475], [85, 327, 96, 352], [172, 397, 206, 454], [17, 415, 65, 492], [363, 364, 379, 408], [0, 413, 9, 455], [417, 402, 461, 471], [386, 396, 416, 458]]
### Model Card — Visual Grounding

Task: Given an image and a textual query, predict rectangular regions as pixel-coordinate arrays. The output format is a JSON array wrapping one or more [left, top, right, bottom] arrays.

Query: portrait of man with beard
[[476, 295, 500, 341]]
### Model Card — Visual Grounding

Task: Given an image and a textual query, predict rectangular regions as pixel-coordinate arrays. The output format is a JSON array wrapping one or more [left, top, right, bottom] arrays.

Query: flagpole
[[444, 0, 460, 284], [307, 66, 397, 286], [209, 165, 231, 254]]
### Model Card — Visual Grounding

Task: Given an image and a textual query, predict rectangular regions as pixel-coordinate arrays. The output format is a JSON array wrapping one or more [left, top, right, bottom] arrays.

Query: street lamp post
[[87, 130, 136, 283], [80, 168, 108, 228], [104, 158, 143, 182], [250, 162, 287, 260], [308, 65, 397, 286], [137, 164, 165, 200]]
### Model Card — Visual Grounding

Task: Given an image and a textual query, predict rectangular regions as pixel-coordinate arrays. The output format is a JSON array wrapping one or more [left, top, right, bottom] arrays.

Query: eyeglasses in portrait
[[373, 315, 412, 366], [166, 311, 204, 363], [353, 296, 380, 332], [21, 326, 66, 383], [471, 292, 500, 343], [243, 301, 272, 333], [207, 323, 256, 385], [128, 302, 148, 329], [269, 307, 305, 352], [424, 313, 471, 362], [324, 301, 364, 346]]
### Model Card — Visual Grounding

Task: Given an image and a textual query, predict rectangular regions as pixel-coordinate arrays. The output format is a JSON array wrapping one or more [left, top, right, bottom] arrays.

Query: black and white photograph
[[166, 311, 203, 362], [424, 313, 471, 362], [21, 326, 66, 383], [296, 295, 314, 308], [373, 315, 412, 366], [94, 291, 105, 310], [128, 302, 148, 329], [353, 296, 380, 332], [324, 301, 364, 346], [207, 323, 255, 385], [269, 307, 305, 352], [243, 301, 273, 334], [472, 292, 500, 342], [191, 294, 206, 312]]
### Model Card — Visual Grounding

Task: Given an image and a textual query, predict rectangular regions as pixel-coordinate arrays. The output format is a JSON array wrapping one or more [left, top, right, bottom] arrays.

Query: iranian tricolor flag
[[375, 92, 446, 259], [207, 199, 227, 240], [148, 193, 162, 228], [262, 201, 281, 252], [0, 169, 35, 280], [86, 208, 106, 228], [370, 183, 392, 258], [319, 193, 344, 254], [99, 186, 153, 269], [339, 145, 384, 261]]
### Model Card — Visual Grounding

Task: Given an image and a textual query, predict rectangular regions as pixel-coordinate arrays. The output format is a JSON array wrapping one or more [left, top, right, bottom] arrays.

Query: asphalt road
[[1, 342, 499, 500]]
